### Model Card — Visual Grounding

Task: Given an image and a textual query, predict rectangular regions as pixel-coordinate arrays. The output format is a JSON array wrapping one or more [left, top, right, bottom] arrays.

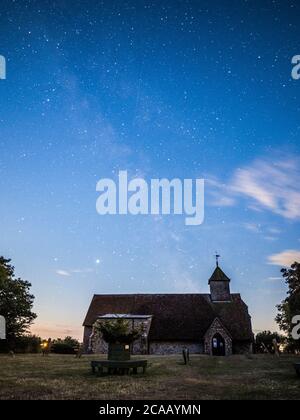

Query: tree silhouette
[[276, 262, 300, 352], [0, 257, 36, 350]]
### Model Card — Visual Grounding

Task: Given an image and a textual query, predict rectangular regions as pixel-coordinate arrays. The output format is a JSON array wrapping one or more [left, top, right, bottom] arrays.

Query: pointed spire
[[215, 252, 220, 267], [209, 255, 231, 301], [208, 255, 230, 284]]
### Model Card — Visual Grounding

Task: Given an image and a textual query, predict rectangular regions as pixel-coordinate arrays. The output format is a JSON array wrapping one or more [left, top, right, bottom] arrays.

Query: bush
[[51, 336, 80, 354], [255, 331, 284, 353], [0, 335, 41, 353], [51, 342, 76, 354], [283, 339, 300, 354], [17, 335, 41, 353]]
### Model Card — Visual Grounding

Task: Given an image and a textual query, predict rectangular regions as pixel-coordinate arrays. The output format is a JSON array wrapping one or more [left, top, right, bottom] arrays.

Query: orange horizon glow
[[30, 323, 83, 342]]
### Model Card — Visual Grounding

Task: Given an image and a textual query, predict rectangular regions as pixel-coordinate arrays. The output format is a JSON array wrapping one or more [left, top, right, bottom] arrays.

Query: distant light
[[95, 259, 100, 264]]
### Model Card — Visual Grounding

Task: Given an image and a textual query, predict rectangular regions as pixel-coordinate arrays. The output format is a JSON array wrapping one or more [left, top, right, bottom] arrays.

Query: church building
[[83, 263, 253, 356]]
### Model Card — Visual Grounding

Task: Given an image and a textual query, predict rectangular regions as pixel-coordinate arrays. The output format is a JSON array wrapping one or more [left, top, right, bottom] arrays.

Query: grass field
[[0, 354, 299, 400]]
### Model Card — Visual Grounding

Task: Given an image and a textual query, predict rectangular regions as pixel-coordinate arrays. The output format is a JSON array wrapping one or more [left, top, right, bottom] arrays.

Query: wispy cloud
[[267, 249, 300, 266], [56, 269, 71, 277], [71, 268, 94, 274], [263, 236, 278, 242], [268, 227, 281, 235], [56, 268, 94, 277], [265, 276, 282, 281], [208, 155, 300, 220], [206, 178, 236, 207], [232, 158, 300, 219], [244, 222, 262, 233]]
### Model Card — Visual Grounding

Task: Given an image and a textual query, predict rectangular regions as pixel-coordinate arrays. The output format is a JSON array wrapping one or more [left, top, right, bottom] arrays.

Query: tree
[[275, 261, 300, 352], [13, 335, 41, 353], [51, 336, 80, 354], [93, 318, 141, 344], [255, 331, 284, 353], [0, 257, 36, 349]]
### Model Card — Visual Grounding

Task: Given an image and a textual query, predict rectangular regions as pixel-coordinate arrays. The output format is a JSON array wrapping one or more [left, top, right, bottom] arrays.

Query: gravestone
[[272, 339, 280, 357], [182, 347, 190, 365], [0, 316, 6, 340]]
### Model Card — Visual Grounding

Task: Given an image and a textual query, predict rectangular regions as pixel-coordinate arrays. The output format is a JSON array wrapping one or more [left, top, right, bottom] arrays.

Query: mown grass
[[0, 354, 299, 400]]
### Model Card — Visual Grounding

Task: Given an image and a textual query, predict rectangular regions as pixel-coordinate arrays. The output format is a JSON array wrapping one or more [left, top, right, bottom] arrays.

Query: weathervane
[[215, 252, 220, 267]]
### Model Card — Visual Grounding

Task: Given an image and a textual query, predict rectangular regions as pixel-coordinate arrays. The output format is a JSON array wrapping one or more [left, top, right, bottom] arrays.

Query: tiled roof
[[208, 266, 231, 283], [83, 293, 252, 341]]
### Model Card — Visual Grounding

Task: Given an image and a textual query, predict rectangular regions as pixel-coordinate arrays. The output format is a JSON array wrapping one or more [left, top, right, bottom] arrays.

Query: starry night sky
[[0, 0, 300, 339]]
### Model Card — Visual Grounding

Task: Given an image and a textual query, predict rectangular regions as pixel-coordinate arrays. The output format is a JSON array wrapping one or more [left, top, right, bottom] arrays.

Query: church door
[[212, 333, 225, 356]]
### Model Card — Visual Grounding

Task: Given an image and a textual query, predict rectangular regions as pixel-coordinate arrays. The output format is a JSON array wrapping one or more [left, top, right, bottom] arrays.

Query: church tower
[[209, 256, 231, 302]]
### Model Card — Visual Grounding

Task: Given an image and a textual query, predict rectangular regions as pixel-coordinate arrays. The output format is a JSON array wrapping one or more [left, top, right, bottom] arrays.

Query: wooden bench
[[294, 363, 300, 377], [91, 360, 148, 376]]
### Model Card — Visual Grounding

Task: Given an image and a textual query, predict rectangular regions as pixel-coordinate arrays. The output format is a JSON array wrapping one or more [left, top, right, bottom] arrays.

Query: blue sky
[[0, 0, 299, 339]]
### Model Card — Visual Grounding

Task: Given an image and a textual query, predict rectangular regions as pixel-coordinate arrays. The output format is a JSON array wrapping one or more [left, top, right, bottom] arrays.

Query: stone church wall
[[84, 325, 252, 356], [83, 326, 93, 352], [149, 341, 203, 355]]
